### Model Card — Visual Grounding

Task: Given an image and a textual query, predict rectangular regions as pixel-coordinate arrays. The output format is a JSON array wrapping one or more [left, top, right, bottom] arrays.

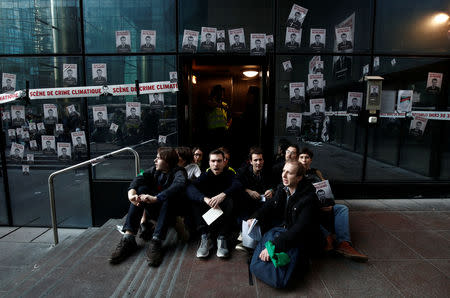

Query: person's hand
[[321, 206, 333, 212], [129, 194, 141, 206], [210, 193, 226, 208], [264, 189, 273, 199], [246, 189, 260, 200], [259, 248, 270, 262], [139, 194, 157, 204], [204, 197, 213, 207], [247, 218, 255, 228]]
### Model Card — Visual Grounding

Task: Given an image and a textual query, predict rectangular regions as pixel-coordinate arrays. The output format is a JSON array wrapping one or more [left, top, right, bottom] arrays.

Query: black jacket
[[237, 165, 274, 195], [128, 166, 187, 202], [252, 179, 321, 254]]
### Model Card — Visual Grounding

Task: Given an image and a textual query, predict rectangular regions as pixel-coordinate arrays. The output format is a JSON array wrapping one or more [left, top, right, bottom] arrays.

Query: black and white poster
[[10, 142, 24, 161], [126, 102, 141, 124], [310, 29, 326, 51], [30, 140, 38, 151], [57, 142, 72, 161], [373, 56, 380, 71], [286, 4, 308, 29], [307, 74, 324, 98], [140, 30, 156, 52], [55, 123, 64, 135], [22, 165, 30, 175], [92, 105, 108, 127], [346, 92, 363, 114], [289, 82, 305, 105], [200, 27, 216, 51], [285, 27, 301, 49], [426, 72, 443, 95], [312, 180, 335, 205], [110, 123, 119, 134], [397, 90, 413, 113], [92, 64, 107, 86], [282, 60, 293, 72], [308, 56, 321, 74], [2, 73, 16, 94], [310, 60, 324, 74], [43, 104, 58, 125], [250, 33, 266, 55], [217, 42, 225, 52], [37, 122, 45, 134], [336, 26, 353, 52], [66, 104, 78, 116], [11, 105, 25, 127], [362, 64, 369, 76], [116, 30, 131, 53], [71, 131, 87, 153], [149, 93, 164, 110], [27, 153, 34, 164], [286, 112, 302, 136], [29, 122, 36, 133], [15, 127, 23, 139], [7, 129, 15, 139], [409, 116, 427, 137], [22, 130, 30, 141], [216, 30, 226, 43], [228, 28, 245, 52], [41, 135, 56, 155], [2, 111, 10, 121], [265, 34, 274, 51], [169, 71, 178, 83], [63, 64, 77, 87], [182, 30, 199, 53]]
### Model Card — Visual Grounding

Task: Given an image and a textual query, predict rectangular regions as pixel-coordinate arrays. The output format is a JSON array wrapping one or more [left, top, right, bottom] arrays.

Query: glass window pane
[[375, 0, 450, 54], [0, 0, 81, 55], [84, 0, 176, 53], [277, 0, 373, 53], [0, 170, 7, 224]]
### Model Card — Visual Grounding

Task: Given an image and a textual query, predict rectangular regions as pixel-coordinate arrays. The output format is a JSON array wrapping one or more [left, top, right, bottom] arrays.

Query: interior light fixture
[[432, 13, 449, 25], [192, 75, 197, 84], [243, 70, 259, 78]]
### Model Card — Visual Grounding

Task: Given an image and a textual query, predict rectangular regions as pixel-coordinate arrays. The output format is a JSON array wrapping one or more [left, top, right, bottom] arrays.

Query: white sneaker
[[196, 234, 212, 258], [216, 236, 229, 258]]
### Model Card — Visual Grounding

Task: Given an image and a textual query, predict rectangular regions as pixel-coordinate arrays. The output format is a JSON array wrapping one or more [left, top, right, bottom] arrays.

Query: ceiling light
[[243, 71, 258, 78], [192, 75, 197, 84], [432, 13, 449, 25]]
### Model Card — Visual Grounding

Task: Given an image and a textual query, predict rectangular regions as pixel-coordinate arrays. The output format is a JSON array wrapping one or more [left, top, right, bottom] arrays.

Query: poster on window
[[37, 122, 45, 134], [397, 90, 413, 113], [116, 30, 131, 53], [41, 135, 56, 155], [373, 56, 380, 71], [265, 34, 274, 51], [30, 139, 38, 150], [63, 64, 77, 87], [182, 30, 199, 53], [285, 27, 301, 50], [282, 60, 293, 72], [109, 123, 119, 133], [2, 73, 16, 94], [311, 60, 324, 74], [55, 123, 64, 135], [2, 111, 10, 121], [310, 98, 326, 114], [250, 33, 266, 56], [200, 27, 216, 51], [289, 82, 305, 105], [22, 130, 30, 141], [92, 105, 108, 127], [92, 64, 107, 86], [57, 142, 72, 161], [126, 102, 141, 124], [66, 104, 78, 116], [216, 30, 226, 43], [140, 30, 156, 52], [28, 122, 36, 133], [71, 131, 87, 153], [11, 105, 25, 127], [149, 93, 164, 110], [409, 116, 427, 137], [8, 129, 15, 139], [336, 27, 353, 52], [27, 153, 34, 163], [310, 29, 326, 51], [347, 92, 363, 114], [16, 127, 23, 139], [43, 104, 58, 125], [307, 74, 324, 98], [169, 71, 178, 83], [22, 165, 30, 175], [286, 112, 302, 136], [228, 28, 245, 52], [308, 56, 321, 74], [286, 4, 308, 29], [362, 64, 369, 76], [333, 13, 355, 72], [426, 72, 442, 95], [216, 42, 225, 52]]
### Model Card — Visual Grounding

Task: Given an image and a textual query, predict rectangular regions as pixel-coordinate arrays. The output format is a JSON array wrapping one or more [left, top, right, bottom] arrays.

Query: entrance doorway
[[180, 56, 269, 168]]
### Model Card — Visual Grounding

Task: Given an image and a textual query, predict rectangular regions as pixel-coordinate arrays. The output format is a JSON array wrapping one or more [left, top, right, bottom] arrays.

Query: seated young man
[[176, 146, 201, 181], [298, 147, 368, 262], [272, 144, 299, 185], [109, 147, 187, 267], [247, 161, 322, 267], [186, 149, 242, 258]]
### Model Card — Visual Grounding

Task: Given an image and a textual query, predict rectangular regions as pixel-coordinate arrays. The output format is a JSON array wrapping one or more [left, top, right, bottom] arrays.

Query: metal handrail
[[48, 146, 140, 245]]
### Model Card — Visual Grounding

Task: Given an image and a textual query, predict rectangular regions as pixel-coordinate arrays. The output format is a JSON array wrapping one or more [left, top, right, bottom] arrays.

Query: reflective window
[[375, 0, 450, 54], [276, 0, 373, 53], [0, 0, 81, 55], [0, 171, 7, 224], [84, 0, 176, 53]]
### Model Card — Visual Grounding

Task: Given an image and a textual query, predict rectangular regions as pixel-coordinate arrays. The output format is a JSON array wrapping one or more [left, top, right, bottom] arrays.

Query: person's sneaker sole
[[336, 250, 368, 262]]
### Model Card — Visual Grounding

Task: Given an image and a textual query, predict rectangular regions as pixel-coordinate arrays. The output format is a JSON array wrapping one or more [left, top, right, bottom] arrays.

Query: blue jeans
[[319, 204, 351, 244]]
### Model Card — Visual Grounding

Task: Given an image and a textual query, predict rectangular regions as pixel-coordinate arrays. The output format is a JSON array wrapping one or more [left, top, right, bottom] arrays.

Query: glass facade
[[0, 0, 449, 227]]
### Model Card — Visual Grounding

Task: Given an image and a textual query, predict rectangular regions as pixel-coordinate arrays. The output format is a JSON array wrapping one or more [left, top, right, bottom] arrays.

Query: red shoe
[[324, 235, 334, 252], [336, 241, 368, 262]]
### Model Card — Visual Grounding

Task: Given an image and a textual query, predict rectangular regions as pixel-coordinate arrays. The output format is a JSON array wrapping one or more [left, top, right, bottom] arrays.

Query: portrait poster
[[41, 135, 56, 154], [2, 111, 10, 120], [55, 123, 64, 135], [362, 64, 369, 76], [228, 28, 245, 51], [169, 71, 178, 83], [92, 105, 108, 127], [373, 56, 380, 71], [397, 90, 413, 113], [310, 29, 326, 51], [426, 72, 443, 95], [265, 34, 274, 50], [310, 98, 326, 113], [2, 73, 16, 94], [16, 127, 23, 138], [289, 82, 305, 104], [116, 30, 131, 53], [92, 63, 107, 86], [282, 60, 293, 72], [63, 64, 77, 87], [29, 122, 37, 133], [308, 56, 321, 74], [30, 140, 38, 150], [182, 30, 199, 53], [216, 30, 226, 43], [27, 154, 34, 163], [109, 123, 119, 133], [43, 103, 58, 125], [307, 74, 324, 98], [200, 27, 217, 51], [285, 27, 301, 49], [22, 130, 30, 141], [126, 102, 141, 124], [22, 165, 30, 175], [312, 180, 335, 201], [286, 112, 302, 136], [66, 104, 77, 115], [71, 131, 87, 153], [8, 129, 15, 138], [409, 116, 427, 137], [346, 92, 363, 114], [37, 122, 45, 133], [140, 30, 156, 52], [217, 42, 225, 52], [286, 4, 308, 29], [149, 93, 164, 110], [57, 142, 72, 160], [11, 105, 25, 127], [335, 26, 353, 52], [250, 33, 266, 56]]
